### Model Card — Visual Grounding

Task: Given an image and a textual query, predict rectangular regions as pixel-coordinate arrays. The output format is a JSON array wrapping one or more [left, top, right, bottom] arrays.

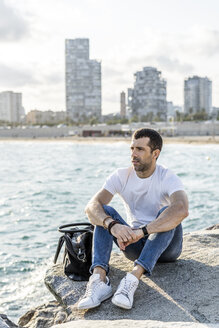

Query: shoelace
[[83, 279, 102, 298], [116, 277, 137, 299]]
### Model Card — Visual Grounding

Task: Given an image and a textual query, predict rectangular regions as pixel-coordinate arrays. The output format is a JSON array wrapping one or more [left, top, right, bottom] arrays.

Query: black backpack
[[54, 222, 94, 281]]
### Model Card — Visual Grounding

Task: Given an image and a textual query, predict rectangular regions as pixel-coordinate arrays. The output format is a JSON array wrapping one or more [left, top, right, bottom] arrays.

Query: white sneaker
[[112, 273, 139, 309], [77, 273, 113, 310]]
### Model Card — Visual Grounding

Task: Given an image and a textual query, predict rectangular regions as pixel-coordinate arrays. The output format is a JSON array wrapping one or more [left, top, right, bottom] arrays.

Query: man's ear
[[153, 149, 160, 160]]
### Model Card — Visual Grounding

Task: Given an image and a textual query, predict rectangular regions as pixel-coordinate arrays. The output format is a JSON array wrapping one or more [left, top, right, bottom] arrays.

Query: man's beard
[[132, 158, 152, 172]]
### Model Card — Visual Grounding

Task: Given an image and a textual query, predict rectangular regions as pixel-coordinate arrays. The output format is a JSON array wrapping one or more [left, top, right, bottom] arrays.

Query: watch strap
[[103, 216, 112, 229], [108, 220, 120, 235], [142, 225, 149, 237]]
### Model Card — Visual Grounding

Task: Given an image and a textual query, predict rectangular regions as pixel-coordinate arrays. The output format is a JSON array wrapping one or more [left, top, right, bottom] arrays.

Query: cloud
[[104, 92, 120, 103], [42, 72, 63, 84], [124, 27, 219, 76], [0, 0, 29, 41], [103, 66, 129, 86], [0, 61, 65, 111], [0, 61, 64, 89], [125, 55, 194, 79], [0, 63, 39, 87], [103, 66, 123, 79], [190, 28, 219, 57], [155, 56, 194, 74]]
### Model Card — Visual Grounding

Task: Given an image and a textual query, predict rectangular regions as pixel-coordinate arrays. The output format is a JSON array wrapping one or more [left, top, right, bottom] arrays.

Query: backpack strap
[[53, 234, 80, 263], [53, 235, 65, 264]]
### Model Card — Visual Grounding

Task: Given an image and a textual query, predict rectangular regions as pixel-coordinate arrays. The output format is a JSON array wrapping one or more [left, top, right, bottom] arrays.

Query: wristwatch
[[139, 224, 149, 237]]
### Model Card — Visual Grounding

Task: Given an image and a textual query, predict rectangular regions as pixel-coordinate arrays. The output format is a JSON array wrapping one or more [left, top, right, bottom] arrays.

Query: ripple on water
[[0, 142, 218, 321]]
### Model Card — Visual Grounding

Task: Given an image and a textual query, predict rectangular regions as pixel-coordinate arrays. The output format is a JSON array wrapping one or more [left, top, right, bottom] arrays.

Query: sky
[[0, 0, 219, 115]]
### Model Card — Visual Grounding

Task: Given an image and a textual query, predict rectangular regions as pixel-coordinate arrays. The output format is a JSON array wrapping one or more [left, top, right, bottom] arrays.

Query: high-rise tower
[[65, 38, 101, 121], [120, 91, 126, 117], [0, 91, 24, 123], [128, 67, 167, 120], [184, 76, 212, 114]]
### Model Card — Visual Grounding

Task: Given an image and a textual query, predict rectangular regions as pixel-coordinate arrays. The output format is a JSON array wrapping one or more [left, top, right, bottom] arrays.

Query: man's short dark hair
[[133, 128, 163, 152]]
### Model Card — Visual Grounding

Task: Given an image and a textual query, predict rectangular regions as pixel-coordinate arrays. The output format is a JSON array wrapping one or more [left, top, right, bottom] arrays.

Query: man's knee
[[102, 205, 128, 226], [123, 246, 142, 262], [158, 246, 182, 262], [158, 224, 183, 262], [103, 204, 115, 215]]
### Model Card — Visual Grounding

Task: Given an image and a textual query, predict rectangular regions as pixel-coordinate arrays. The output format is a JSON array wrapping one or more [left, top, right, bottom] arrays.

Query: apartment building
[[184, 76, 212, 114], [65, 38, 101, 121], [26, 110, 67, 125], [0, 91, 24, 123], [128, 67, 167, 120]]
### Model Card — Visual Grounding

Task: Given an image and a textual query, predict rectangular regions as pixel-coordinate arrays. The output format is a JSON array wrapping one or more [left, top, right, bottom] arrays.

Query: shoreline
[[0, 136, 218, 144]]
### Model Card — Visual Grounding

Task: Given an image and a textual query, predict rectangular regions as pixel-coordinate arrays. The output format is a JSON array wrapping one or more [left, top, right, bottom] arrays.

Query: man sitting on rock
[[78, 128, 189, 310]]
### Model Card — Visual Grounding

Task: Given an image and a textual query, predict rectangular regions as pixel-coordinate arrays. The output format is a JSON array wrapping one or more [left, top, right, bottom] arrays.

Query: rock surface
[[206, 224, 219, 230], [44, 229, 219, 325], [3, 227, 219, 328], [18, 302, 67, 328], [51, 319, 218, 328], [0, 314, 21, 328]]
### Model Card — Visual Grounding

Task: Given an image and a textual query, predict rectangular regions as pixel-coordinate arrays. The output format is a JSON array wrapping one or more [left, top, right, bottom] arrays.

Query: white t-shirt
[[103, 164, 184, 228]]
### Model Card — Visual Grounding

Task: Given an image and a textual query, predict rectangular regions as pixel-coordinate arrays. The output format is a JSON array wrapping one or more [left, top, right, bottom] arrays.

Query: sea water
[[0, 141, 218, 322]]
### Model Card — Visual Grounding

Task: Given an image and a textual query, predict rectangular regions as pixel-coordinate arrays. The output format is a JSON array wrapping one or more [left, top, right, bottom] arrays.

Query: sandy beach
[[0, 136, 218, 144]]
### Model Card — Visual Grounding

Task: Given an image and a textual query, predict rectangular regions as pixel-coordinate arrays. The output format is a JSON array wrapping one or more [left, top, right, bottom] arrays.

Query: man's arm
[[119, 190, 189, 250], [85, 188, 137, 245], [85, 188, 114, 226], [130, 190, 188, 242], [146, 190, 189, 234]]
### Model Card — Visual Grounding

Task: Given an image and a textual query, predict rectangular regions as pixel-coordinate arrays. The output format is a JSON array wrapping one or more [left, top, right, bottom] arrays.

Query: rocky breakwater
[[1, 226, 219, 328]]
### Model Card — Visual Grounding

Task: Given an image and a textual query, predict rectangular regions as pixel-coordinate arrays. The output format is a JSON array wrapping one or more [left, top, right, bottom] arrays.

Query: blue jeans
[[90, 205, 183, 276]]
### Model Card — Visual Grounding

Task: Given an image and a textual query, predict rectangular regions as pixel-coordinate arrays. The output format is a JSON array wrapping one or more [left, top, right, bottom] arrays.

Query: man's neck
[[135, 164, 156, 179]]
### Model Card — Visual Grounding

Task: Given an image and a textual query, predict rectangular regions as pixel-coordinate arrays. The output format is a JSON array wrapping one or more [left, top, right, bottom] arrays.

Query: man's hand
[[111, 225, 144, 250]]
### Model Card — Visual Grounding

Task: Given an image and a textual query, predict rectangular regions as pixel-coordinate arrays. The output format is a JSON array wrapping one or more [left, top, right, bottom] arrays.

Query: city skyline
[[0, 0, 219, 114]]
